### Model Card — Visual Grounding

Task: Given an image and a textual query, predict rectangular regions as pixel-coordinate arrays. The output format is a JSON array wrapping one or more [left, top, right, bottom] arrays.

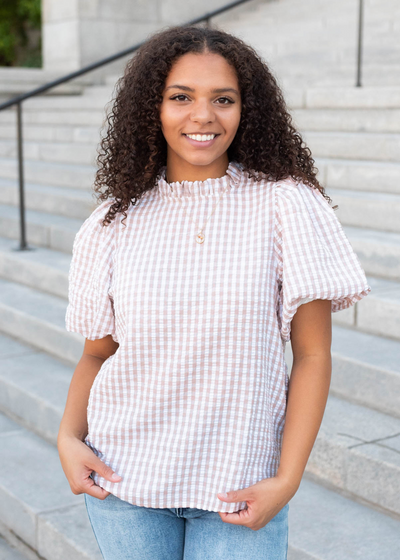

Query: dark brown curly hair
[[94, 25, 331, 226]]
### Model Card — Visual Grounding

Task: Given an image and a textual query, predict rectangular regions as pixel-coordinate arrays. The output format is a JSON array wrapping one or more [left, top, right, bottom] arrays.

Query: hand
[[216, 475, 297, 531], [58, 435, 122, 500]]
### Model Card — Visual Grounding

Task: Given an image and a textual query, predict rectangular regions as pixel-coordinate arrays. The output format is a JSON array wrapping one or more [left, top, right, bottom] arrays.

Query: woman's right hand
[[58, 435, 122, 500]]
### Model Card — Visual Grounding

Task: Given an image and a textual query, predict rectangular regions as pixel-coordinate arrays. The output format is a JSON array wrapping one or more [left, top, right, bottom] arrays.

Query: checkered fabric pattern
[[66, 161, 370, 513]]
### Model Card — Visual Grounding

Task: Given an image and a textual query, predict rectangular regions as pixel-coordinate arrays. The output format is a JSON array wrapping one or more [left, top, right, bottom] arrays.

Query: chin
[[182, 154, 224, 167]]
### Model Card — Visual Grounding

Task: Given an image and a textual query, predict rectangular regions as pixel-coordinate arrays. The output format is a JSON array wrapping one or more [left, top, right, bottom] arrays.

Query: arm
[[276, 298, 332, 495], [57, 335, 122, 499]]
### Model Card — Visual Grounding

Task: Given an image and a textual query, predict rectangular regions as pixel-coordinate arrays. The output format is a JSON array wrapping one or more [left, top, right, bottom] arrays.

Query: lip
[[183, 133, 220, 148]]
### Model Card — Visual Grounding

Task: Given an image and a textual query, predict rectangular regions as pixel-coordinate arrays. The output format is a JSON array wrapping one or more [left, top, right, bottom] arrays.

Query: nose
[[190, 99, 215, 124]]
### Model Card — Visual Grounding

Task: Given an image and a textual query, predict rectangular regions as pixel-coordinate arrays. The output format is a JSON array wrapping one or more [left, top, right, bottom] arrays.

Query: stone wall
[[41, 0, 242, 80]]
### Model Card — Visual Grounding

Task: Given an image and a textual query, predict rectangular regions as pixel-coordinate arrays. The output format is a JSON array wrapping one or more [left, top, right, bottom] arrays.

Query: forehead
[[165, 52, 238, 86]]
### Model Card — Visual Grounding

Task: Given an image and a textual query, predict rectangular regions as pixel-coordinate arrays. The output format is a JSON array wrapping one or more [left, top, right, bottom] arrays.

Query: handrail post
[[356, 0, 364, 87], [16, 102, 29, 250]]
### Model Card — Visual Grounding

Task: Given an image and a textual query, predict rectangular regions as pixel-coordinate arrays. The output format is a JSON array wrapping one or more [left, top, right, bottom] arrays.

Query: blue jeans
[[85, 493, 289, 559]]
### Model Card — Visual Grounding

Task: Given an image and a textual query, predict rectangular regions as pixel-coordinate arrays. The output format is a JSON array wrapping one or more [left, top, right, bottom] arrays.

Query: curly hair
[[94, 25, 331, 226]]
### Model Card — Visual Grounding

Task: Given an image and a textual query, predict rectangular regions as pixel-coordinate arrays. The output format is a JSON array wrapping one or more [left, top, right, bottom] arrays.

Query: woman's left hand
[[216, 474, 297, 531]]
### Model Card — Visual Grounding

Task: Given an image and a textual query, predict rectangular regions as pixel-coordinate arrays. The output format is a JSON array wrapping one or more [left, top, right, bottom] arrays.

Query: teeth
[[186, 134, 216, 142]]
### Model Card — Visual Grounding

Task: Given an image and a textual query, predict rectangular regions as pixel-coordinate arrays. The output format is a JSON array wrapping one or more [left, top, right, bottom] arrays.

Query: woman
[[58, 25, 370, 559]]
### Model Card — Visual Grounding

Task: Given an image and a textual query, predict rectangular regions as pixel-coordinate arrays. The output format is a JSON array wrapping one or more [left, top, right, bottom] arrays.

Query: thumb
[[91, 456, 122, 483], [217, 488, 248, 503]]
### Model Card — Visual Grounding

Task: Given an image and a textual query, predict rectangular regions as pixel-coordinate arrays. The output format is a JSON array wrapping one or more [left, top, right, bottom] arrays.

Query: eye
[[215, 97, 234, 105], [170, 94, 189, 101]]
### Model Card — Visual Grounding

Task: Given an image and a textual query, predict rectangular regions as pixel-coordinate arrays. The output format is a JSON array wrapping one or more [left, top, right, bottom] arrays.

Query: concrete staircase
[[1, 2, 400, 559], [218, 0, 400, 88]]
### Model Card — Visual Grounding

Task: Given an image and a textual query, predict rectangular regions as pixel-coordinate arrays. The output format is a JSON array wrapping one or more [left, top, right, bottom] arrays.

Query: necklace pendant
[[195, 232, 205, 244]]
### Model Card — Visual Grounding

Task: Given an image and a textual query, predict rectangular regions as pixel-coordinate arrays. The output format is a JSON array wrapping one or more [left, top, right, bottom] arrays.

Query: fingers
[[70, 468, 113, 497], [69, 455, 122, 497], [72, 474, 111, 500], [59, 436, 122, 499], [85, 478, 111, 500], [219, 508, 252, 526], [88, 487, 110, 500], [90, 455, 122, 484]]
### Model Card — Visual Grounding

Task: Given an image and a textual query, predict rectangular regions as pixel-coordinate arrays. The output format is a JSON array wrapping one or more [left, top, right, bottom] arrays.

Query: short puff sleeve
[[65, 200, 117, 342], [274, 179, 371, 342]]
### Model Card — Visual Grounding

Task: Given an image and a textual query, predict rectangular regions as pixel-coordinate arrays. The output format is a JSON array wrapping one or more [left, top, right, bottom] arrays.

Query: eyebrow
[[165, 84, 239, 95]]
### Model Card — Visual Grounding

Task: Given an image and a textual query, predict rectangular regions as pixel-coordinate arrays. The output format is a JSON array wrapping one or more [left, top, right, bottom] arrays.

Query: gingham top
[[66, 161, 370, 513]]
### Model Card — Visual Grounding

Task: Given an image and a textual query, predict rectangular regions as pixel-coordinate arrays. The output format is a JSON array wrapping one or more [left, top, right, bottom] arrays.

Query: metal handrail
[[356, 0, 364, 87], [0, 0, 366, 249]]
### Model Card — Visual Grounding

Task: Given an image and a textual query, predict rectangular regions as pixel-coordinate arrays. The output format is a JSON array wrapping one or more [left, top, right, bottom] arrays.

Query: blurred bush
[[0, 0, 42, 67]]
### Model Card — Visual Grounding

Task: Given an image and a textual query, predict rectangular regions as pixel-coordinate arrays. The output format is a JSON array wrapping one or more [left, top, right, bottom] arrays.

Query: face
[[159, 51, 241, 179]]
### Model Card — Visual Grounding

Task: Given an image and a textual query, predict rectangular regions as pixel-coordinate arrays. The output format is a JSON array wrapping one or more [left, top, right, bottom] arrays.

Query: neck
[[165, 154, 229, 183]]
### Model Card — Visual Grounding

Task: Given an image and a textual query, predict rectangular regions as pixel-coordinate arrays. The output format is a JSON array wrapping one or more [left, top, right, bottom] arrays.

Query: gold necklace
[[166, 173, 231, 244]]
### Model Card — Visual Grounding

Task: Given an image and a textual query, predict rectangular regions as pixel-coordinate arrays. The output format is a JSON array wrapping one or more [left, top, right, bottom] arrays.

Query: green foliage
[[0, 0, 42, 67]]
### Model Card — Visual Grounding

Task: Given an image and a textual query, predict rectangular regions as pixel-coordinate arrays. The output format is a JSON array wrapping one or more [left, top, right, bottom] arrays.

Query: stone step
[[0, 139, 97, 166], [286, 325, 400, 420], [344, 226, 400, 282], [257, 0, 398, 13], [0, 413, 101, 560], [327, 188, 400, 234], [316, 158, 400, 195], [303, 88, 400, 109], [243, 37, 400, 65], [0, 68, 91, 94], [333, 274, 400, 342], [229, 7, 399, 33], [237, 33, 396, 52], [293, 108, 400, 133], [0, 108, 105, 126], [290, 87, 400, 110], [0, 205, 83, 253], [0, 333, 72, 446], [331, 327, 400, 419], [288, 476, 400, 560], [0, 237, 70, 299], [0, 278, 83, 364], [0, 179, 96, 220], [105, 74, 122, 87], [0, 122, 103, 144], [1, 402, 400, 560], [22, 95, 112, 111], [304, 131, 400, 163], [82, 84, 117, 98], [306, 393, 400, 517], [285, 70, 400, 90], [0, 157, 96, 190], [0, 535, 31, 560], [356, 276, 400, 342]]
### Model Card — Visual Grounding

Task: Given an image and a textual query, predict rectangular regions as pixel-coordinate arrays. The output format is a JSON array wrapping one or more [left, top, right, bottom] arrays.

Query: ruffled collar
[[157, 161, 243, 199]]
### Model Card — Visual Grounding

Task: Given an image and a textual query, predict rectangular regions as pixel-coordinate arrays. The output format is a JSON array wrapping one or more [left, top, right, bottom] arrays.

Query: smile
[[184, 133, 218, 142]]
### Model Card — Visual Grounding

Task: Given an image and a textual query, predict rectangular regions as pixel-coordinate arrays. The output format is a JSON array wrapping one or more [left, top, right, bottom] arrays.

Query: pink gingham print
[[66, 161, 370, 513]]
